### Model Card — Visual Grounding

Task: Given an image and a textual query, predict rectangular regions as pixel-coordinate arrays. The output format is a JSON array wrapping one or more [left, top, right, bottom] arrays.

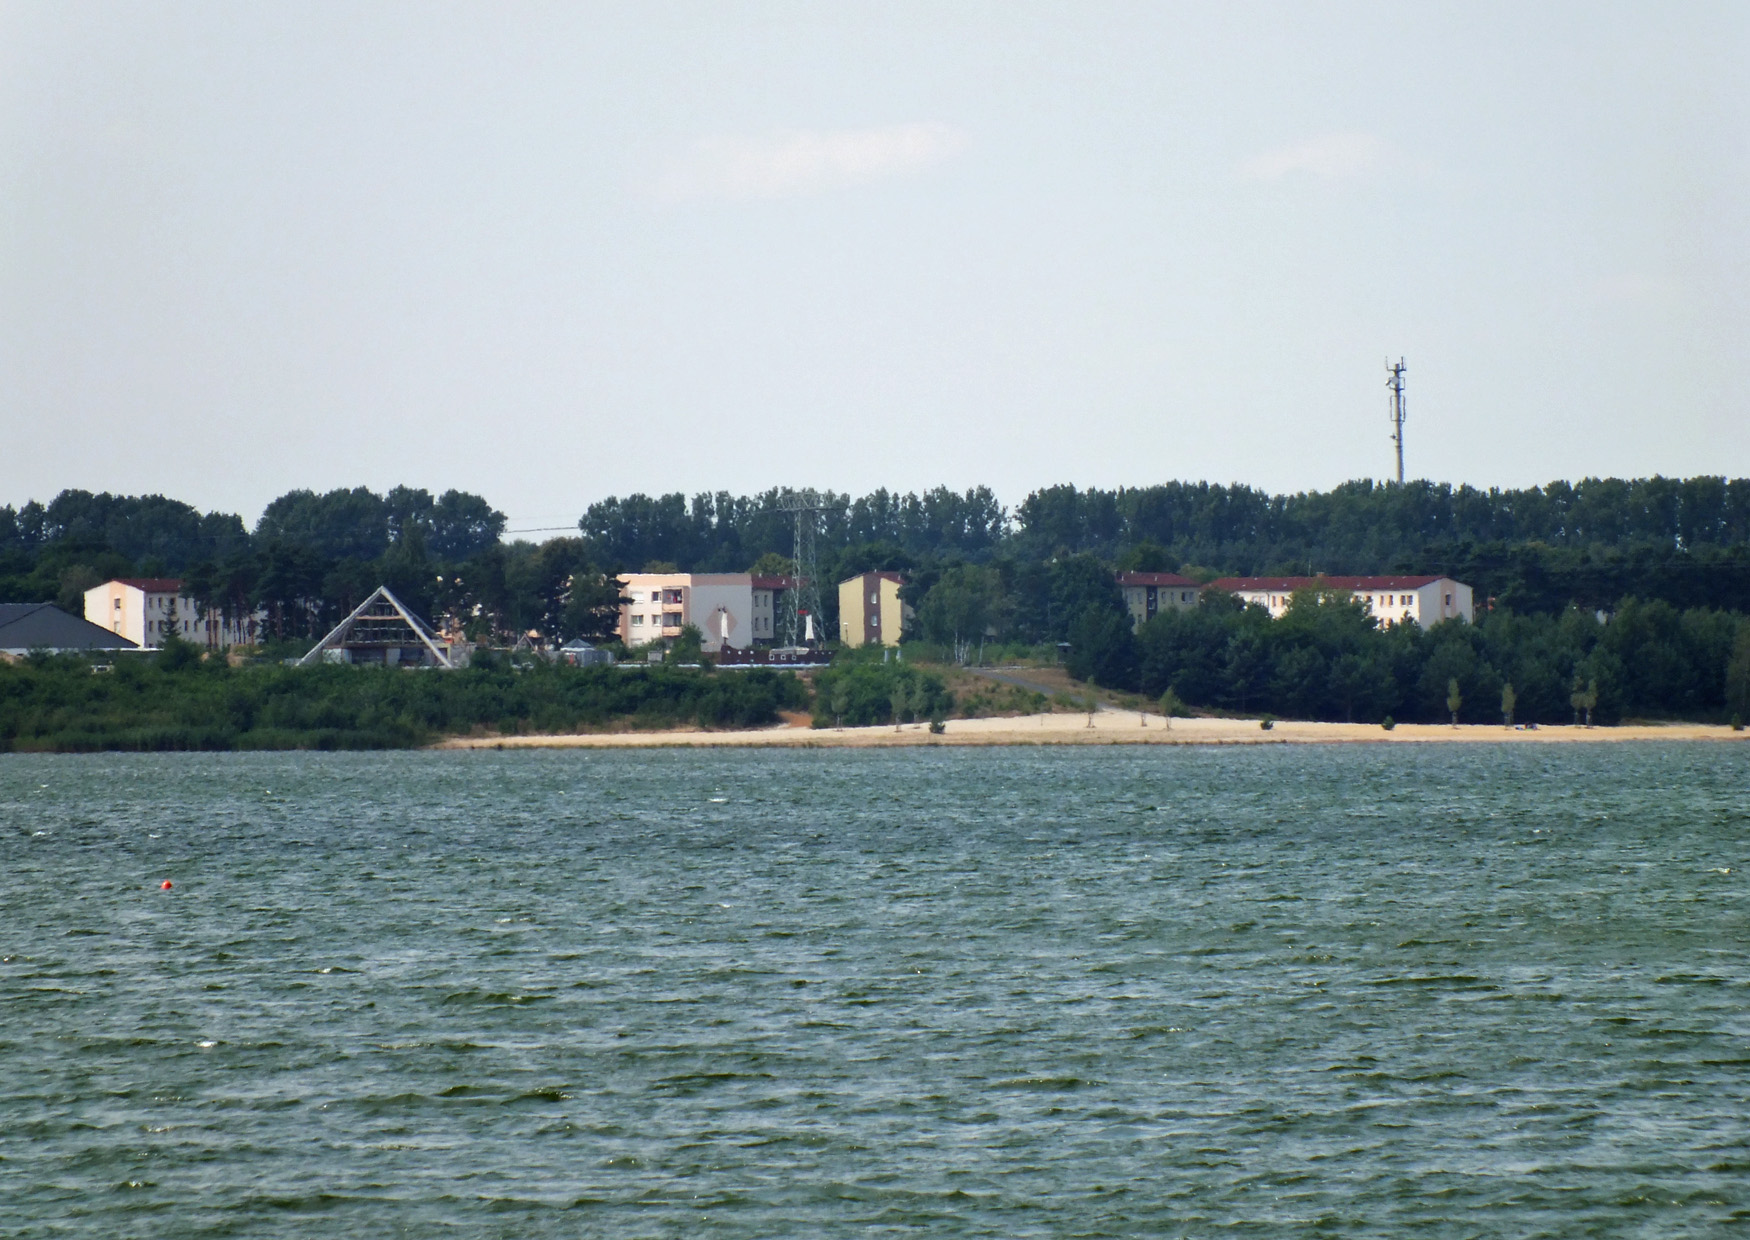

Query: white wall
[[685, 577, 755, 652]]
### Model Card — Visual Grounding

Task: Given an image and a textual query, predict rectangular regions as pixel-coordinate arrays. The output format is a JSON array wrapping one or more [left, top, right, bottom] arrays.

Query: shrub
[[809, 661, 949, 729], [0, 658, 806, 752]]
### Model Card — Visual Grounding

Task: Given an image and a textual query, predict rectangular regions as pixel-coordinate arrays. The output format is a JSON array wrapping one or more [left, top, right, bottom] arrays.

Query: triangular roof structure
[[297, 587, 453, 668], [0, 604, 141, 654]]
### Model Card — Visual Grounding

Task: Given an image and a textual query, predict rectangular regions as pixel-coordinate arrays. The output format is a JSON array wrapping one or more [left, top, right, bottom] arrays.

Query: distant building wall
[[84, 579, 263, 650], [838, 572, 908, 648], [618, 572, 691, 649], [1208, 576, 1474, 626], [1116, 572, 1204, 630], [617, 572, 765, 653], [750, 576, 785, 646], [687, 576, 756, 653]]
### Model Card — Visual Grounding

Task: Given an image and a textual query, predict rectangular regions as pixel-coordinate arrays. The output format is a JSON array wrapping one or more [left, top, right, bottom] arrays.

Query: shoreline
[[434, 711, 1749, 750]]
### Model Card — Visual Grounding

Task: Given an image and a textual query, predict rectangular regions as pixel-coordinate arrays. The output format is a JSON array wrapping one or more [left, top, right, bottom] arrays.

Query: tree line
[[0, 486, 614, 644], [5, 477, 1750, 682], [1062, 588, 1750, 726]]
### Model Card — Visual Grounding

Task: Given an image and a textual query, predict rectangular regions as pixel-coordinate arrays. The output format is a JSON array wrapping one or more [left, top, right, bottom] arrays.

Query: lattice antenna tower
[[1386, 358, 1408, 485], [777, 489, 826, 647]]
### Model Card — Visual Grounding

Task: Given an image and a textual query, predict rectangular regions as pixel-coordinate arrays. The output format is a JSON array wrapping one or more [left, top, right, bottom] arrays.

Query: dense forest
[[4, 476, 1750, 724]]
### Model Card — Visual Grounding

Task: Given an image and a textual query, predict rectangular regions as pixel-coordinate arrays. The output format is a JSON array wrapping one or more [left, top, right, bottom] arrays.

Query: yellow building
[[837, 572, 908, 648]]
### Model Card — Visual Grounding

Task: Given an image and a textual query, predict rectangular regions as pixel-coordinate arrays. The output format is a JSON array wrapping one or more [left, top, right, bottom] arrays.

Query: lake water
[[3, 744, 1747, 1237]]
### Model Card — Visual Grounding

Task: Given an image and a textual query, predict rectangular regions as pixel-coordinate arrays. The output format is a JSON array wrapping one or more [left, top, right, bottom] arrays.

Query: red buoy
[[160, 880, 173, 890]]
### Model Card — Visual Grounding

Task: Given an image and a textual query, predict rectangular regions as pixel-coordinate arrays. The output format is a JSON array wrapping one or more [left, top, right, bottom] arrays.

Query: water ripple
[[1, 743, 1746, 1236]]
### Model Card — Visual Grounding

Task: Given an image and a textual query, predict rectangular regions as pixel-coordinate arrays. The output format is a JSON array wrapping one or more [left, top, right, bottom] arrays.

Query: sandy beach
[[435, 710, 1748, 750]]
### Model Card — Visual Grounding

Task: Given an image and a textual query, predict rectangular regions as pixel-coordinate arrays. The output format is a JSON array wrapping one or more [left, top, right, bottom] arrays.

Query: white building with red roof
[[84, 578, 264, 650], [1207, 575, 1473, 626]]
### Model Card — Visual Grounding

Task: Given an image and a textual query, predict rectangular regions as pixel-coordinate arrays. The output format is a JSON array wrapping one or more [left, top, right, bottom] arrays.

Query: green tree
[[1570, 675, 1599, 726], [562, 571, 626, 642], [1726, 624, 1750, 720], [916, 564, 1004, 663], [1066, 605, 1140, 691], [1501, 682, 1516, 727], [748, 551, 795, 578], [55, 564, 106, 615], [666, 624, 705, 665], [808, 662, 946, 729], [155, 630, 202, 672], [1446, 677, 1463, 726], [1115, 540, 1174, 572]]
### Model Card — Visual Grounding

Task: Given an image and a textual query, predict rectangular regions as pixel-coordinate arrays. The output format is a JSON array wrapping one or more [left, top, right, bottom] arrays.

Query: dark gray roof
[[0, 604, 141, 653]]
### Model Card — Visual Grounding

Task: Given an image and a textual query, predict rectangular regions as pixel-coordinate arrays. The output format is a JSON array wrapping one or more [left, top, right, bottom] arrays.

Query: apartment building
[[617, 572, 788, 652], [1116, 572, 1205, 630], [1208, 575, 1473, 626], [84, 578, 265, 650], [838, 571, 910, 648]]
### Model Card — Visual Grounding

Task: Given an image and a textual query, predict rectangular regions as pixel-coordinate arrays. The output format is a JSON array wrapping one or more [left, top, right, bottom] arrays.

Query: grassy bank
[[0, 652, 806, 752]]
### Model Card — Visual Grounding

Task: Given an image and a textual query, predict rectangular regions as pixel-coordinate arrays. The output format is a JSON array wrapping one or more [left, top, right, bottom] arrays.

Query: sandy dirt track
[[435, 711, 1747, 750]]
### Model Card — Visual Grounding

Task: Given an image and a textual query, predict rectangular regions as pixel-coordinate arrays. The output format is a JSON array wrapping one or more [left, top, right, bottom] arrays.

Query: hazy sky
[[3, 2, 1745, 530]]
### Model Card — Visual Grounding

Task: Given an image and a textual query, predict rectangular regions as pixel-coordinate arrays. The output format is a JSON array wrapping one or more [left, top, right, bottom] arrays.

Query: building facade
[[84, 579, 264, 650], [1116, 572, 1205, 630], [617, 573, 788, 652], [751, 575, 786, 644], [1208, 575, 1473, 626], [837, 572, 909, 648]]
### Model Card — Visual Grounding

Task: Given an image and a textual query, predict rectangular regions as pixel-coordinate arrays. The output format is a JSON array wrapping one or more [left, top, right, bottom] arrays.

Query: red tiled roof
[[751, 575, 793, 590], [1210, 575, 1441, 592], [1115, 572, 1203, 587], [113, 578, 185, 593]]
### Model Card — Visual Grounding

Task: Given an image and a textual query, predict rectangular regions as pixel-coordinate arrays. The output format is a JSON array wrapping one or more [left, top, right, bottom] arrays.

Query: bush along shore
[[0, 646, 806, 752]]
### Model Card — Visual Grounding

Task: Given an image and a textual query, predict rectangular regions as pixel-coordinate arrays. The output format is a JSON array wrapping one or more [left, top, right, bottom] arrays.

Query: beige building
[[616, 572, 788, 652], [1209, 575, 1474, 626], [84, 578, 264, 650], [1116, 572, 1205, 629], [838, 572, 909, 648]]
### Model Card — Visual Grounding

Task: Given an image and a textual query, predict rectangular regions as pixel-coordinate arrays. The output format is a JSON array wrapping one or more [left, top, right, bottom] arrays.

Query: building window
[[1445, 594, 1453, 606], [630, 614, 644, 626]]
